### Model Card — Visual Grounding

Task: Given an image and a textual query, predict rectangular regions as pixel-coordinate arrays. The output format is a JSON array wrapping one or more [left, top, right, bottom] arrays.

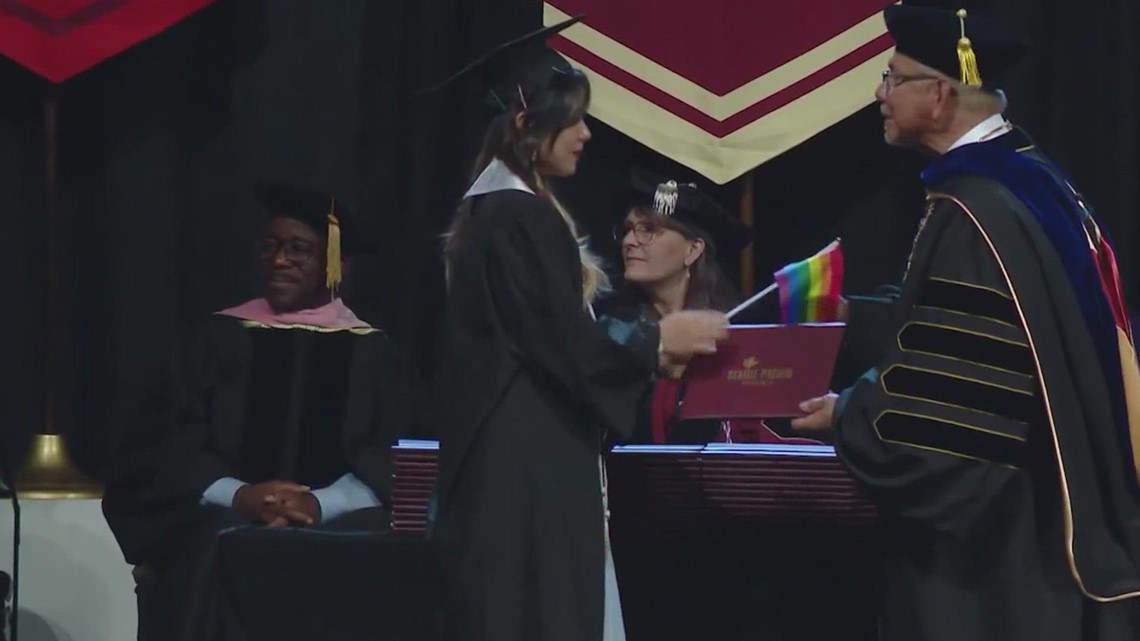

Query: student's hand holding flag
[[657, 352, 689, 379], [658, 309, 729, 359]]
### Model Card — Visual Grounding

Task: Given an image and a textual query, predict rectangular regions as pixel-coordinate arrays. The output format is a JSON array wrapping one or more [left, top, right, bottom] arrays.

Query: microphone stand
[[0, 435, 19, 641]]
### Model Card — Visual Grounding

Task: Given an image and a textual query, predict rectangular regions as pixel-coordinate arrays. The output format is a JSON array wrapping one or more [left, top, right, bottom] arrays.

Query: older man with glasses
[[793, 5, 1140, 641]]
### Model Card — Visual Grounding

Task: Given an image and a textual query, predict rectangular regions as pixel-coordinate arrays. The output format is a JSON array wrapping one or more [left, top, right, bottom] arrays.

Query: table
[[392, 440, 881, 641]]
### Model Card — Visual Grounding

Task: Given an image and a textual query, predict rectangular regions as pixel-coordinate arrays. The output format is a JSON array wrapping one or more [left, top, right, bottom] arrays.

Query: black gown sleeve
[[485, 196, 660, 441], [831, 286, 902, 389], [834, 201, 1039, 539], [347, 336, 412, 506], [102, 321, 238, 565]]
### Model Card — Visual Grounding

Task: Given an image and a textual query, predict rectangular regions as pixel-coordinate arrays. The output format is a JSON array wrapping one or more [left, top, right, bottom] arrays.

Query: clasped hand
[[233, 480, 321, 528]]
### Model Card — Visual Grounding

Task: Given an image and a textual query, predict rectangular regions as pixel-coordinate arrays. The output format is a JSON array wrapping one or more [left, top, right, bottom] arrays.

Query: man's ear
[[934, 79, 957, 111]]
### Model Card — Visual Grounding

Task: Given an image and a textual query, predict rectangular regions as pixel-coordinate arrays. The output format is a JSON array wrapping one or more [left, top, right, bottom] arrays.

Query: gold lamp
[[16, 434, 101, 500], [15, 91, 102, 500], [16, 401, 100, 499]]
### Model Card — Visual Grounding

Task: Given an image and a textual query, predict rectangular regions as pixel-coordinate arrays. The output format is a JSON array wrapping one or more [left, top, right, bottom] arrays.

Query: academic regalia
[[433, 171, 659, 641], [831, 286, 903, 388], [596, 170, 745, 444], [102, 185, 409, 641], [425, 15, 659, 641], [622, 167, 752, 260], [833, 7, 1140, 640]]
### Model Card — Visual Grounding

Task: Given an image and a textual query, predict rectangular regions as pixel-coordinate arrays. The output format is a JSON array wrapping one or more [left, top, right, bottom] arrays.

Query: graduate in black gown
[[102, 182, 410, 641], [794, 6, 1140, 640], [427, 17, 731, 641]]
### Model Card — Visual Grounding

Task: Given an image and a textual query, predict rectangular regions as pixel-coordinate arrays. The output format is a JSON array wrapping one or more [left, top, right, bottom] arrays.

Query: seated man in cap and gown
[[102, 182, 411, 641], [794, 6, 1140, 640]]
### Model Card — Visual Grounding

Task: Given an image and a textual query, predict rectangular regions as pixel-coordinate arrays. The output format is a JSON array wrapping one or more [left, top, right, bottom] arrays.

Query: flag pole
[[726, 281, 777, 320]]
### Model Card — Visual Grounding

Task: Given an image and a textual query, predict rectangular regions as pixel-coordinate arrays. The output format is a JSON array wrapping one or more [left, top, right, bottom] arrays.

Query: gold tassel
[[326, 199, 342, 292], [955, 9, 983, 86]]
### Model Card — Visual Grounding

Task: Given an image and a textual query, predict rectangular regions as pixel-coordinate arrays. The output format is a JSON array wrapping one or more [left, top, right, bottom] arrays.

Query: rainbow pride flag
[[774, 239, 844, 324]]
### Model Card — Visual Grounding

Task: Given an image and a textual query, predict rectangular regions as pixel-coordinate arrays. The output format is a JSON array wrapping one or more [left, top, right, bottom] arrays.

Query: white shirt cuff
[[201, 477, 247, 508], [310, 473, 383, 523]]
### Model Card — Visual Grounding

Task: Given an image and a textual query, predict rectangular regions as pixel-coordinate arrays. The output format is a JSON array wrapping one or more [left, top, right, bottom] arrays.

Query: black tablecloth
[[217, 528, 438, 641]]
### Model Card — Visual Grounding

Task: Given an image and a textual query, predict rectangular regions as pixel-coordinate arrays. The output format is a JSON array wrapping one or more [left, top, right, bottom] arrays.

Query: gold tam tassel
[[326, 199, 343, 292], [956, 8, 983, 86]]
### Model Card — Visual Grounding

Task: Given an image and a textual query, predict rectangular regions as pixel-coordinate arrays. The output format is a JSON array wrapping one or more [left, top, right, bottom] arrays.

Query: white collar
[[947, 113, 1013, 152], [463, 158, 535, 199]]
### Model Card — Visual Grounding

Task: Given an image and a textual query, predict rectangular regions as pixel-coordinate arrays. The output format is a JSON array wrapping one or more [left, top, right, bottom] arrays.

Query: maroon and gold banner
[[544, 1, 895, 184], [0, 0, 218, 82]]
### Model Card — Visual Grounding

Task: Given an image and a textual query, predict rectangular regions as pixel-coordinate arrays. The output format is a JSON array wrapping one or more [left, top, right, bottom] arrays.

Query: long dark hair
[[445, 69, 609, 301], [623, 207, 739, 318]]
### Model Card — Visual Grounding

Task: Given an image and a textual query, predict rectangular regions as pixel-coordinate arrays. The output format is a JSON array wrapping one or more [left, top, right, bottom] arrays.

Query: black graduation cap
[[884, 5, 1028, 87], [419, 15, 586, 111], [626, 168, 752, 256], [255, 181, 375, 289]]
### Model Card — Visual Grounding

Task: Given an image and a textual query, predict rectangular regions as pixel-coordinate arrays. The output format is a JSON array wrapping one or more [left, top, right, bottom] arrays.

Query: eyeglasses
[[880, 68, 940, 90], [614, 221, 665, 246], [256, 238, 318, 263]]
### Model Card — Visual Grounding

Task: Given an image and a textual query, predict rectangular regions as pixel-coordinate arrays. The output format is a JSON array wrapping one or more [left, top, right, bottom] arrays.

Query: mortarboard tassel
[[955, 9, 983, 86], [326, 199, 343, 292]]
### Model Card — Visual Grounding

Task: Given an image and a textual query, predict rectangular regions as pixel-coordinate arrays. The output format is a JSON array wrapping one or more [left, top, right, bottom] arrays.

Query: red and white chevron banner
[[0, 0, 218, 82], [545, 1, 895, 184]]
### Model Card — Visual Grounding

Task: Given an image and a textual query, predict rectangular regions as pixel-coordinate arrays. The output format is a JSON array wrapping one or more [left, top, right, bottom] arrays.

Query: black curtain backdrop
[[0, 0, 1136, 479]]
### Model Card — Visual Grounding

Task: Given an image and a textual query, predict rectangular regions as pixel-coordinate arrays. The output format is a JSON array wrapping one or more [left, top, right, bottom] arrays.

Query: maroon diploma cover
[[678, 323, 846, 420]]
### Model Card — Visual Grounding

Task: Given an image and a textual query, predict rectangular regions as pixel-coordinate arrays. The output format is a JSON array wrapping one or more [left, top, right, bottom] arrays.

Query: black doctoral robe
[[834, 130, 1140, 641], [432, 188, 659, 641], [102, 314, 410, 641]]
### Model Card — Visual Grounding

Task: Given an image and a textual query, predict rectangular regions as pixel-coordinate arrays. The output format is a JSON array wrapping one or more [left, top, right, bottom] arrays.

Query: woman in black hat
[[601, 170, 755, 444], [603, 169, 902, 445]]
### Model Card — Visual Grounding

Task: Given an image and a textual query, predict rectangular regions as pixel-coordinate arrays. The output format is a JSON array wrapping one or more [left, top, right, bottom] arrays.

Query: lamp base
[[15, 433, 101, 499]]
